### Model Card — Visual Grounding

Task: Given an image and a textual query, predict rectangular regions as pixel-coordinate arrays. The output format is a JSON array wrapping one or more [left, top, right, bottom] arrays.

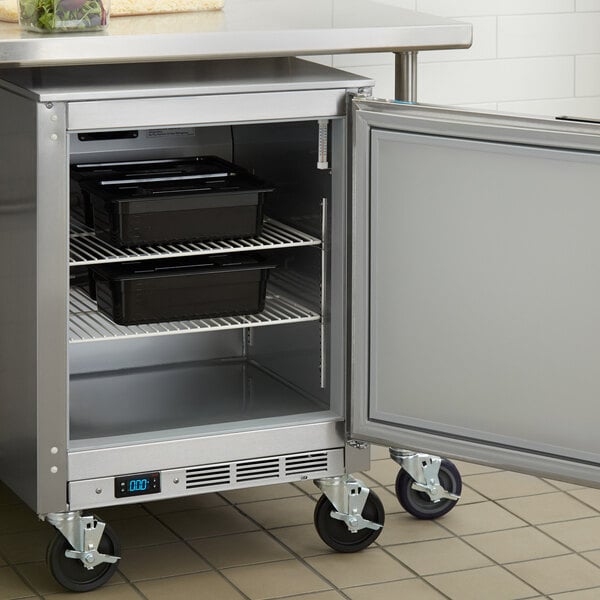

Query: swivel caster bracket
[[46, 512, 120, 570], [315, 475, 383, 533], [389, 449, 460, 503]]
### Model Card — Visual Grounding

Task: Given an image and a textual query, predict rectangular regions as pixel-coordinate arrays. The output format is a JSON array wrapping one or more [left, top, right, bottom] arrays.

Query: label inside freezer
[[114, 472, 161, 498]]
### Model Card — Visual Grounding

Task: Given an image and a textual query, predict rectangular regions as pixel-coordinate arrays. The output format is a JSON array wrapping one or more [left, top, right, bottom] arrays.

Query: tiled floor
[[2, 447, 600, 599]]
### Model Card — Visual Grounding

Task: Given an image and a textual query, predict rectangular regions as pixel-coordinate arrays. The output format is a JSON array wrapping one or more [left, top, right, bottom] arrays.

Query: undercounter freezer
[[3, 54, 600, 592]]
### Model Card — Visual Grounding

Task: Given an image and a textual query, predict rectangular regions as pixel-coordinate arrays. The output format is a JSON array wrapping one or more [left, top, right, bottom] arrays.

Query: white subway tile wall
[[312, 0, 600, 118]]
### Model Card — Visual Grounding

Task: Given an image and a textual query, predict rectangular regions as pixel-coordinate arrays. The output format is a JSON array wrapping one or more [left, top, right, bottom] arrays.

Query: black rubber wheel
[[395, 458, 462, 520], [314, 489, 385, 553], [46, 522, 120, 593]]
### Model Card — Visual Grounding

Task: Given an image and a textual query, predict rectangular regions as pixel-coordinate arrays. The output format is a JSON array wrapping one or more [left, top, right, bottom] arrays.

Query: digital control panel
[[114, 472, 161, 498]]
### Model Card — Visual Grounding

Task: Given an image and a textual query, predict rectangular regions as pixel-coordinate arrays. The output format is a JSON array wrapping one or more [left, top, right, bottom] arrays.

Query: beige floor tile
[[465, 527, 569, 563], [16, 561, 75, 595], [550, 589, 600, 599], [507, 555, 600, 595], [305, 548, 412, 588], [144, 493, 227, 515], [582, 549, 600, 567], [0, 528, 55, 564], [544, 479, 585, 492], [238, 496, 316, 529], [284, 593, 344, 600], [386, 537, 492, 575], [451, 460, 500, 476], [439, 501, 527, 536], [0, 566, 35, 600], [190, 531, 292, 568], [292, 480, 320, 495], [118, 541, 210, 581], [568, 488, 600, 512], [463, 471, 555, 500], [541, 516, 600, 552], [499, 492, 597, 525], [45, 583, 141, 600], [454, 484, 487, 505], [95, 504, 148, 522], [136, 571, 244, 600], [375, 512, 453, 546], [159, 505, 258, 540], [110, 515, 178, 548], [362, 460, 399, 487], [0, 505, 46, 536], [271, 524, 334, 557], [371, 487, 403, 515], [370, 445, 391, 461], [15, 561, 123, 595], [223, 559, 330, 600], [426, 565, 537, 600], [344, 578, 446, 600], [221, 483, 304, 504]]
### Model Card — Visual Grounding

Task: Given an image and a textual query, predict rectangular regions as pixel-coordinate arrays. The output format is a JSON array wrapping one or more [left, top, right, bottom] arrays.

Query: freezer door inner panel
[[351, 100, 600, 480]]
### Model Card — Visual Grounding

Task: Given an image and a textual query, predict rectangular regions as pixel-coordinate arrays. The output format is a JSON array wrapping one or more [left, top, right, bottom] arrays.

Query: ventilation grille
[[186, 464, 231, 489], [185, 450, 333, 491], [236, 458, 280, 482], [285, 452, 329, 476]]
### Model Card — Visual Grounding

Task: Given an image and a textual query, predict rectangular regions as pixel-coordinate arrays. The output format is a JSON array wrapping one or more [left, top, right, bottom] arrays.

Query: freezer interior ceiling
[[67, 120, 342, 449]]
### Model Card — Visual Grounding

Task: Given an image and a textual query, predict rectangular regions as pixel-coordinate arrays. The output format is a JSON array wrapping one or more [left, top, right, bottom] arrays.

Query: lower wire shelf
[[69, 287, 320, 343]]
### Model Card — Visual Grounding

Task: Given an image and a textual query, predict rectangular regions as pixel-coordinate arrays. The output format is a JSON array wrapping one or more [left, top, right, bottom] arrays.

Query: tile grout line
[[217, 492, 359, 600], [136, 501, 255, 600], [426, 476, 600, 596]]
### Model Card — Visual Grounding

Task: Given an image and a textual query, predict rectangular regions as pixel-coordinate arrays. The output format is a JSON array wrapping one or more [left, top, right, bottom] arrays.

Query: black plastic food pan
[[77, 156, 273, 247], [89, 254, 276, 326]]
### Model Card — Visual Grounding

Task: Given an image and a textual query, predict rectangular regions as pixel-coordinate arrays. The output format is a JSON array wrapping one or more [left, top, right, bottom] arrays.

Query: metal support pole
[[394, 51, 418, 102]]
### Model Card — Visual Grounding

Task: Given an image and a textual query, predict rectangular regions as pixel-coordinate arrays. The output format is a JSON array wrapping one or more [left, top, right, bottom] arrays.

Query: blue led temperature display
[[129, 479, 149, 492], [115, 472, 160, 498]]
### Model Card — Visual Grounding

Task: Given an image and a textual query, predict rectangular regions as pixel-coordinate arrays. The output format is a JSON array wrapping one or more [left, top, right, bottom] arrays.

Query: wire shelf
[[70, 219, 321, 266], [69, 288, 320, 344]]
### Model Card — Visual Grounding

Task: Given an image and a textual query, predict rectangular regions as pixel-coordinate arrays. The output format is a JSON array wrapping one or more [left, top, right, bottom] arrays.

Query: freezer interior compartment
[[75, 155, 272, 247], [89, 253, 276, 325], [67, 118, 341, 451]]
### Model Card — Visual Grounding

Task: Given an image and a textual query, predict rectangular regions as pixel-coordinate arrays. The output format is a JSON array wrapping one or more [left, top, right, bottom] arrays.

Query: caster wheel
[[395, 458, 462, 520], [314, 490, 384, 553], [46, 522, 120, 592]]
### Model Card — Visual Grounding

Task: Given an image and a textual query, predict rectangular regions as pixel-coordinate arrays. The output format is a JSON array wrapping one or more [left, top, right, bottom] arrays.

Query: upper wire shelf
[[70, 218, 321, 266]]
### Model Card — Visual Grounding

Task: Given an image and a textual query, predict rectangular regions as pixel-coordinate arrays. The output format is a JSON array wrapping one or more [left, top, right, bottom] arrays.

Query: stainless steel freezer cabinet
[[2, 58, 600, 592]]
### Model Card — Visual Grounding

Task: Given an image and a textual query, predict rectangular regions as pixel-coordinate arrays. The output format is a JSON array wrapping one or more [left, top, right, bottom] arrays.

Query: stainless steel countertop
[[0, 0, 471, 67]]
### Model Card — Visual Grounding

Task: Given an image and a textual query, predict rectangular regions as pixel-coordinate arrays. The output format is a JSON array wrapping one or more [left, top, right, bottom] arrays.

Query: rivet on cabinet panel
[[50, 466, 58, 474]]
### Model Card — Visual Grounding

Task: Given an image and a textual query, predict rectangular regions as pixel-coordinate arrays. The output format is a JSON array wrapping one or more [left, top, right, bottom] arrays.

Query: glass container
[[19, 0, 109, 32]]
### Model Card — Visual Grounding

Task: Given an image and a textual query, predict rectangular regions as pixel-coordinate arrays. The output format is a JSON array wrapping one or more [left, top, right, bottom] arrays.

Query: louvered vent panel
[[236, 458, 280, 482], [186, 464, 231, 489], [285, 452, 329, 475]]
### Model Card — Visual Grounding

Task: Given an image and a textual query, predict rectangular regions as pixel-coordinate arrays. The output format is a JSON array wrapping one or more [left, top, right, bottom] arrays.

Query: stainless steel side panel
[[351, 100, 600, 484], [0, 88, 38, 509], [0, 93, 69, 513], [67, 90, 348, 132]]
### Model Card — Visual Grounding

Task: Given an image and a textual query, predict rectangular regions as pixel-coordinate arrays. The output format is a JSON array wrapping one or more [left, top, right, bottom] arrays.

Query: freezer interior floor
[[2, 447, 600, 599]]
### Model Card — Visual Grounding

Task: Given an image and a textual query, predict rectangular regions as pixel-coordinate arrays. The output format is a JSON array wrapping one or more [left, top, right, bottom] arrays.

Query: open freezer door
[[349, 98, 600, 485]]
